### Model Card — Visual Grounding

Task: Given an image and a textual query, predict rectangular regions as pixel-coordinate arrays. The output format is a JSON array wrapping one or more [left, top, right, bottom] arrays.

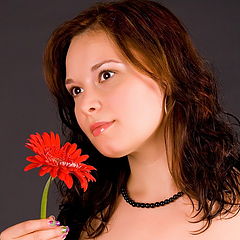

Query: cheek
[[122, 91, 164, 137], [112, 81, 164, 126], [74, 106, 85, 131], [72, 80, 165, 158], [103, 83, 164, 153]]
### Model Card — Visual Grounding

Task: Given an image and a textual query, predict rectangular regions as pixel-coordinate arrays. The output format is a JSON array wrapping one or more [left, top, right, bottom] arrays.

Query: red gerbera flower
[[24, 131, 96, 191]]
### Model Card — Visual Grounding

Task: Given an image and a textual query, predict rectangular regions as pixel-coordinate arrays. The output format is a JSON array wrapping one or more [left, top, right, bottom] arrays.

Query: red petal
[[80, 164, 97, 171], [42, 132, 51, 145], [39, 166, 52, 176], [26, 143, 44, 155], [35, 155, 46, 162], [50, 131, 55, 144], [29, 140, 45, 150], [59, 166, 69, 173], [29, 134, 43, 148], [32, 146, 44, 155], [64, 174, 73, 188], [26, 156, 43, 163], [82, 171, 96, 182], [54, 133, 61, 148], [74, 154, 89, 163], [61, 142, 71, 152], [55, 133, 60, 147], [24, 163, 42, 171], [75, 172, 88, 192], [35, 132, 44, 145], [67, 143, 77, 155], [50, 131, 59, 147], [58, 169, 67, 182], [70, 149, 81, 159], [25, 143, 36, 152], [29, 134, 39, 142], [25, 143, 34, 150], [50, 167, 59, 178]]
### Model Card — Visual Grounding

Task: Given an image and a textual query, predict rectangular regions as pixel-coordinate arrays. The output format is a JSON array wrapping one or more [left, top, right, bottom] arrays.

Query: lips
[[90, 120, 114, 137]]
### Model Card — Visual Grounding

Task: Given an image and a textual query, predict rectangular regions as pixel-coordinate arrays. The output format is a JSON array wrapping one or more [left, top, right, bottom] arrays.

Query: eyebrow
[[65, 59, 122, 85]]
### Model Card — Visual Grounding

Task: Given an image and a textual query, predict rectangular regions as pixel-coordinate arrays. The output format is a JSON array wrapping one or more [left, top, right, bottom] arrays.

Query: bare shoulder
[[219, 209, 240, 228], [210, 209, 240, 238]]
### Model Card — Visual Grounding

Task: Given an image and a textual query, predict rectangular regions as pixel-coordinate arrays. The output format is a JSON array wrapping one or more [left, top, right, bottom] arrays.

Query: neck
[[126, 128, 179, 202]]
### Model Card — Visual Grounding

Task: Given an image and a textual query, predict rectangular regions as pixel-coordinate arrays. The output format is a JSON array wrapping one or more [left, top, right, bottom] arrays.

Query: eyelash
[[68, 69, 115, 97], [99, 69, 115, 82]]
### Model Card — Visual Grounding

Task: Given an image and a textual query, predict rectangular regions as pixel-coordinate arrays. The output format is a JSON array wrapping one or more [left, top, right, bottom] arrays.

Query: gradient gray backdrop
[[1, 0, 239, 231]]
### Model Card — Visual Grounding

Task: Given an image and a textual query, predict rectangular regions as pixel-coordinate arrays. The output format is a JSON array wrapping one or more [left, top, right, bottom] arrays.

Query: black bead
[[120, 187, 183, 209]]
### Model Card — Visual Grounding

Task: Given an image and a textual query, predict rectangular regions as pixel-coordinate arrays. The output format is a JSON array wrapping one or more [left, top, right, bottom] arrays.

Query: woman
[[1, 0, 240, 239]]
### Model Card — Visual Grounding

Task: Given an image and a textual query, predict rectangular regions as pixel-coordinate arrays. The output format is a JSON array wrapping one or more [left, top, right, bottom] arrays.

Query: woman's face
[[65, 30, 165, 158]]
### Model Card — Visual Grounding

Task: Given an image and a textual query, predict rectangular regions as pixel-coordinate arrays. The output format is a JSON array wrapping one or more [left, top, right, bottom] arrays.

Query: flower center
[[44, 151, 82, 169]]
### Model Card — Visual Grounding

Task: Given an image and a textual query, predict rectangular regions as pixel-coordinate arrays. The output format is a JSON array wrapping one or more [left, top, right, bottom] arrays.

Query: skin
[[0, 216, 69, 240], [65, 30, 178, 202], [66, 31, 240, 240], [1, 30, 239, 240]]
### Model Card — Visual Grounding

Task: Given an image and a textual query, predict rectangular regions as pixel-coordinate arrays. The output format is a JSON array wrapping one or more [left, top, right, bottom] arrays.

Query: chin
[[100, 150, 126, 158], [96, 146, 129, 158]]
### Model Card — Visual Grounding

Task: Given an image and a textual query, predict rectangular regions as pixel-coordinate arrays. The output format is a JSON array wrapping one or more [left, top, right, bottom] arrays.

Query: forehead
[[66, 30, 125, 64], [65, 29, 154, 82]]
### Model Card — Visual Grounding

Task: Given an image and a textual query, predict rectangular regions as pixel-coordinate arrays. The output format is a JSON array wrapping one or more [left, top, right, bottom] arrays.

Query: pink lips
[[90, 121, 114, 137]]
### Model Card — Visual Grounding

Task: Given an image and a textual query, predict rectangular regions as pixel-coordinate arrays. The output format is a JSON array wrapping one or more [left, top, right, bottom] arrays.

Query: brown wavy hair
[[43, 0, 240, 239]]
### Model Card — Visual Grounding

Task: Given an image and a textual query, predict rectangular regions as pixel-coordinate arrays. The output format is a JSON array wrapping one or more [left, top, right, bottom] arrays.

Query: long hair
[[43, 0, 240, 239]]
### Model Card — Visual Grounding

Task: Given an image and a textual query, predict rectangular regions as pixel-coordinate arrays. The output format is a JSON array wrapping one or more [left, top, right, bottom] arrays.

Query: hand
[[0, 216, 69, 240]]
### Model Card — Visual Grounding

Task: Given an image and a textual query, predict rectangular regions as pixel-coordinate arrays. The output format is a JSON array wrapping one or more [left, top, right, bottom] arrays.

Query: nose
[[75, 90, 102, 116]]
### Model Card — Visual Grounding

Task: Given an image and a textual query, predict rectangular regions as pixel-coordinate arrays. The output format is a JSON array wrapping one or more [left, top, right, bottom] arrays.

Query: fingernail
[[48, 215, 56, 220], [48, 220, 61, 227], [56, 221, 61, 226], [61, 226, 70, 234], [62, 233, 68, 239]]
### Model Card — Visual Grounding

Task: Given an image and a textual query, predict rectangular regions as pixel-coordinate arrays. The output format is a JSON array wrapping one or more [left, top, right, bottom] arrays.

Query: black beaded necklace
[[121, 187, 184, 208]]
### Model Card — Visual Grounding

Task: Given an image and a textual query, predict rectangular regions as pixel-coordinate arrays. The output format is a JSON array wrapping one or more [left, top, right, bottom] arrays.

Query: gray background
[[0, 0, 239, 231]]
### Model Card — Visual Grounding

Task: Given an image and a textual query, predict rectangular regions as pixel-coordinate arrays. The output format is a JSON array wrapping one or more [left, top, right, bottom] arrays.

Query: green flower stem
[[40, 176, 54, 219]]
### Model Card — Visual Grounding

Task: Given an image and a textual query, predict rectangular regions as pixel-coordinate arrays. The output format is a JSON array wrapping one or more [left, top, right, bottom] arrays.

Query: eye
[[99, 70, 115, 82], [68, 86, 84, 97]]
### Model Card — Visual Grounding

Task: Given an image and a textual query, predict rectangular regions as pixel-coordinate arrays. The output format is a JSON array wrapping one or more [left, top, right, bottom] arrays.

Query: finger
[[55, 233, 68, 240], [47, 215, 56, 221], [49, 233, 68, 240], [47, 233, 68, 240], [16, 226, 70, 240], [0, 218, 61, 239]]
